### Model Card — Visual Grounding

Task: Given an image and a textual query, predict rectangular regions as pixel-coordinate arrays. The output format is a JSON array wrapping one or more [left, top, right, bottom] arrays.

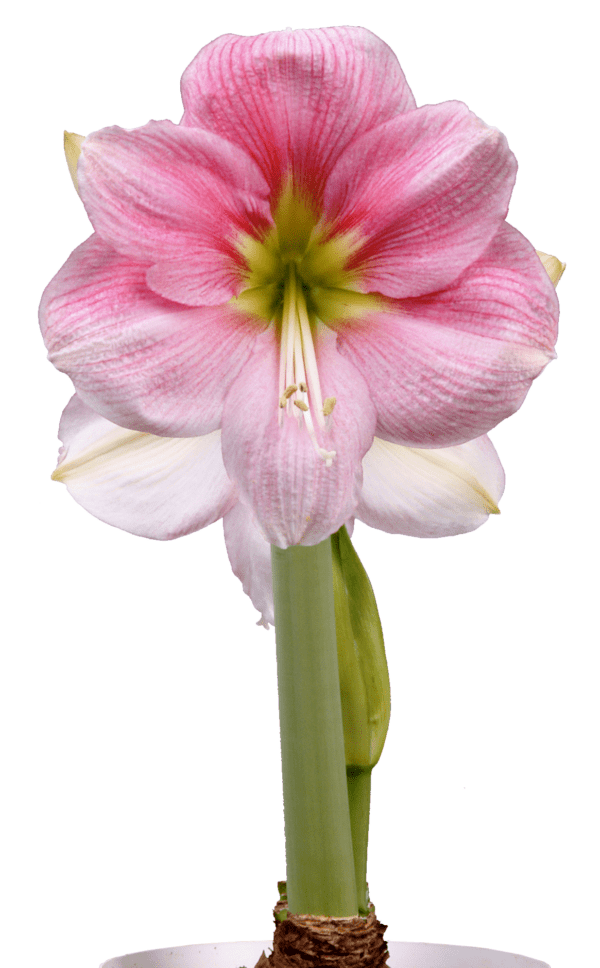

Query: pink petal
[[220, 328, 377, 547], [40, 235, 266, 437], [53, 395, 236, 539], [358, 435, 505, 537], [323, 101, 516, 298], [180, 27, 416, 203], [223, 500, 275, 628], [78, 121, 272, 306], [336, 224, 559, 447], [413, 223, 560, 349], [222, 504, 357, 627]]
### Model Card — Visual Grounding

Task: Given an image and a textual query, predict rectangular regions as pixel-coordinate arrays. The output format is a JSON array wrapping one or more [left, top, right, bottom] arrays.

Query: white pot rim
[[101, 938, 550, 968]]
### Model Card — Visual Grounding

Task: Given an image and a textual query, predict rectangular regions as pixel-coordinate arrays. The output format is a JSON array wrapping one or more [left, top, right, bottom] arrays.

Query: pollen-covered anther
[[279, 384, 298, 407], [298, 381, 308, 393], [294, 399, 309, 412], [322, 396, 336, 416]]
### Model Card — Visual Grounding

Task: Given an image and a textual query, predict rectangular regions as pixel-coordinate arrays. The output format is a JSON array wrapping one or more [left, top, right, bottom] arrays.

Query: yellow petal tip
[[64, 130, 85, 194], [478, 489, 500, 515], [536, 250, 566, 288]]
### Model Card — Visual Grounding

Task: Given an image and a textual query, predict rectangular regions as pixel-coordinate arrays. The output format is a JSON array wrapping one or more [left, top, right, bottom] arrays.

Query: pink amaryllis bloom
[[52, 393, 505, 626], [40, 27, 559, 549]]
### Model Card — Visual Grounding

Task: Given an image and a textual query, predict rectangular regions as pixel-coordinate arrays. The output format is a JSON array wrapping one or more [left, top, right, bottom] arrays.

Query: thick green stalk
[[271, 540, 358, 917]]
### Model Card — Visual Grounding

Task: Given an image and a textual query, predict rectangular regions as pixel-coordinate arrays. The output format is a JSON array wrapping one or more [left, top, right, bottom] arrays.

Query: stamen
[[285, 265, 297, 389], [277, 262, 337, 465], [279, 277, 297, 425], [297, 301, 326, 429]]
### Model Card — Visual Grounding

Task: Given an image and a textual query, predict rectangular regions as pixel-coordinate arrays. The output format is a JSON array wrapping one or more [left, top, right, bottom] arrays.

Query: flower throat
[[235, 180, 364, 465]]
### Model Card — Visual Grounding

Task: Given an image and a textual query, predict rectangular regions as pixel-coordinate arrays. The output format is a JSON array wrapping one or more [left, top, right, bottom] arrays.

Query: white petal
[[357, 435, 505, 538], [223, 501, 274, 628], [54, 395, 236, 539]]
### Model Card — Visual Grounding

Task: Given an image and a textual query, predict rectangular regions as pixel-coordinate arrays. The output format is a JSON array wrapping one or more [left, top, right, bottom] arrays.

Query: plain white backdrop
[[2, 2, 597, 968]]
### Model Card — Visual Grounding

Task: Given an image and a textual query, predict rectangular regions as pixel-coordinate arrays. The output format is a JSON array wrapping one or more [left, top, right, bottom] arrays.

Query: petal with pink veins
[[220, 328, 377, 547], [180, 27, 416, 202], [78, 121, 272, 306], [223, 500, 275, 628], [358, 435, 504, 537], [53, 396, 236, 539], [324, 101, 516, 298], [223, 502, 356, 627], [336, 224, 559, 447], [222, 434, 503, 621], [40, 235, 267, 437]]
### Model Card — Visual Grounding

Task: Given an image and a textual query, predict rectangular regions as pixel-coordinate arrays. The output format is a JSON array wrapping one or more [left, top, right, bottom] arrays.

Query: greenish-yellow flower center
[[232, 184, 377, 463]]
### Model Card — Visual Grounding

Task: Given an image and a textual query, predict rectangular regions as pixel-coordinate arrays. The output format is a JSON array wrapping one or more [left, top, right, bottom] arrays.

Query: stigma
[[278, 262, 336, 466]]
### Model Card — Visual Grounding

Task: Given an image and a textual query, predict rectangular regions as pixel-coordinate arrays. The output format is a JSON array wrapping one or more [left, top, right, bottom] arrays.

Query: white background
[[2, 2, 597, 968]]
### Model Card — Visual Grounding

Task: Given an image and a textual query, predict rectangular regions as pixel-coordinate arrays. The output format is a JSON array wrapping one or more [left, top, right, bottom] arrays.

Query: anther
[[298, 381, 308, 393], [294, 400, 309, 412], [322, 397, 336, 416], [279, 384, 299, 407]]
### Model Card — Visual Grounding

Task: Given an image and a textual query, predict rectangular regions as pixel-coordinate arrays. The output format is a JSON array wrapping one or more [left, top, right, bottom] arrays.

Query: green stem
[[271, 540, 358, 917], [346, 767, 372, 915]]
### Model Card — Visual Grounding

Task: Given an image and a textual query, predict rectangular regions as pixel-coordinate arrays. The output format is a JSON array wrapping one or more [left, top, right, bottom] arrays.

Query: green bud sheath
[[331, 526, 391, 913], [331, 526, 391, 770]]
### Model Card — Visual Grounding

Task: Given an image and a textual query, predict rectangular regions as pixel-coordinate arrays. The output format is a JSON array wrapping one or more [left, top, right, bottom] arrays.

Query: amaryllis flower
[[40, 27, 559, 549], [52, 393, 505, 626]]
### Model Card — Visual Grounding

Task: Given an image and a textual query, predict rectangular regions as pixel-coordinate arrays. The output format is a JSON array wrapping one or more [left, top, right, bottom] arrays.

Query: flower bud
[[331, 526, 390, 771]]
